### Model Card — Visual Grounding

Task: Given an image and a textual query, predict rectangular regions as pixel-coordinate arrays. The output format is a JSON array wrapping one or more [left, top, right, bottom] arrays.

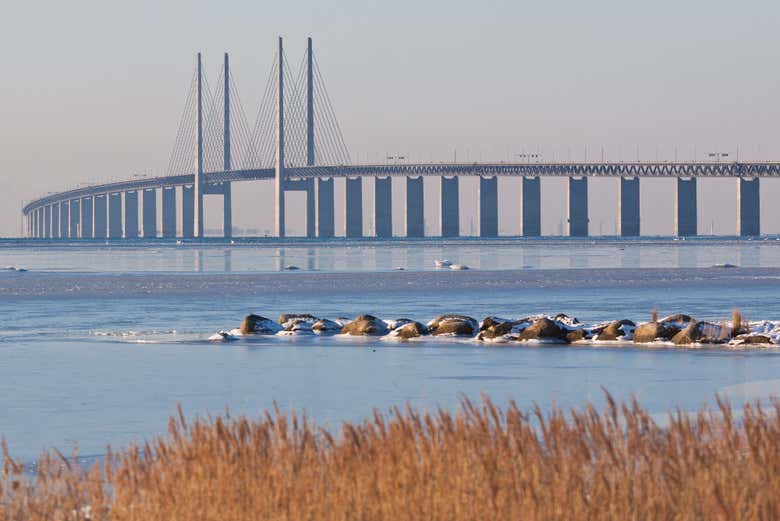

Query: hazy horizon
[[3, 0, 780, 237]]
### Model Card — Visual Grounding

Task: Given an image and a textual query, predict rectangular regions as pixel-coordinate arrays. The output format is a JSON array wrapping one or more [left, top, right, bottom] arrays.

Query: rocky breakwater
[[210, 309, 780, 348]]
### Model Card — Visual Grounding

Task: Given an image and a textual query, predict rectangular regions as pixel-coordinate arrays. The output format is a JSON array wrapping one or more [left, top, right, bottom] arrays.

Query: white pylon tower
[[306, 37, 314, 168], [305, 36, 316, 238], [223, 52, 232, 238], [274, 36, 285, 237], [194, 52, 204, 238]]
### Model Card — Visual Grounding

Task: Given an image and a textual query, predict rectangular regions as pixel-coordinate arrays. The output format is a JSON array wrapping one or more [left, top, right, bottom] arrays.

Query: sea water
[[1, 237, 780, 461]]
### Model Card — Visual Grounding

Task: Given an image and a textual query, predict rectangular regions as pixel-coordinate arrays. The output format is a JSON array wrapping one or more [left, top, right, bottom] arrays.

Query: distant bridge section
[[22, 37, 774, 239]]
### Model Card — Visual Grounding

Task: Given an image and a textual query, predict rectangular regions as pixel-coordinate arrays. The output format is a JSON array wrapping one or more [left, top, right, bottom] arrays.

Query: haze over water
[[2, 238, 780, 461]]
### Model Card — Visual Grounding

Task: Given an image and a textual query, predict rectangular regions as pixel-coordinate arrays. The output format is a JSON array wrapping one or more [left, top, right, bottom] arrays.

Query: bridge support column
[[521, 177, 541, 237], [675, 177, 697, 236], [39, 208, 45, 238], [80, 196, 93, 238], [374, 177, 392, 238], [58, 202, 68, 238], [44, 205, 52, 238], [303, 179, 315, 238], [142, 189, 157, 238], [317, 178, 334, 238], [479, 176, 498, 237], [94, 195, 107, 238], [345, 177, 363, 238], [162, 187, 176, 238], [223, 183, 232, 239], [108, 192, 123, 239], [440, 176, 459, 237], [406, 176, 424, 237], [182, 186, 194, 238], [53, 203, 60, 238], [69, 199, 80, 238], [567, 177, 589, 237], [124, 191, 139, 239], [618, 177, 640, 237], [738, 177, 760, 237], [52, 203, 59, 238]]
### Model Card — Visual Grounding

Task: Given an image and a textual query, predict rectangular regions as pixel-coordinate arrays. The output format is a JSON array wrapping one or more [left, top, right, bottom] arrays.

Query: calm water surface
[[1, 238, 780, 461]]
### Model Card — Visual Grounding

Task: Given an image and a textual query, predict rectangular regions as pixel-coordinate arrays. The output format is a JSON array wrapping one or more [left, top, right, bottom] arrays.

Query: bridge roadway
[[22, 161, 778, 239]]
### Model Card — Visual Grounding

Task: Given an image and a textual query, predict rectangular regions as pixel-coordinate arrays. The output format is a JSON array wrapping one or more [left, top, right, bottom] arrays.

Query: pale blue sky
[[2, 0, 779, 236]]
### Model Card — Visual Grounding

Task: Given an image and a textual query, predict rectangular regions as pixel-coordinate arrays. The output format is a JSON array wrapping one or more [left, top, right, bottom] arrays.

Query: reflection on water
[[620, 246, 640, 268], [3, 238, 780, 274], [306, 249, 315, 271], [224, 249, 232, 272], [678, 242, 702, 268], [194, 250, 204, 272]]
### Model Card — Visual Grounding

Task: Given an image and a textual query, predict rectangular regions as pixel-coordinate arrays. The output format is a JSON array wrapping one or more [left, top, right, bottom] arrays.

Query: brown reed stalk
[[3, 395, 780, 520], [732, 308, 743, 335]]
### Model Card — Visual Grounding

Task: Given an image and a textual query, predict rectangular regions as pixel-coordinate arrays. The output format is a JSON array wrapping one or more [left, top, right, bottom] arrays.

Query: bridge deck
[[23, 161, 780, 214]]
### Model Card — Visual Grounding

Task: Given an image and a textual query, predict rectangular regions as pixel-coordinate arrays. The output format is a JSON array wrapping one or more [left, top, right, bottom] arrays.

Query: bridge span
[[22, 37, 775, 239]]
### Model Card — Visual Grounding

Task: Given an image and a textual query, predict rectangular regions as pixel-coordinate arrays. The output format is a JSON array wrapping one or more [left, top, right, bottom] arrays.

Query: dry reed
[[3, 395, 780, 520]]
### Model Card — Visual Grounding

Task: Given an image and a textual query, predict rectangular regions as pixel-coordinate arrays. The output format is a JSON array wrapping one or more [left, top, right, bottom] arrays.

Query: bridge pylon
[[194, 52, 204, 238], [274, 36, 285, 237], [223, 52, 232, 238]]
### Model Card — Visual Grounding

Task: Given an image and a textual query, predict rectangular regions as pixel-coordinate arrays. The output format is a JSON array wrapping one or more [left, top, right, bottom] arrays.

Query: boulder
[[311, 318, 342, 334], [477, 317, 515, 340], [660, 314, 693, 327], [279, 313, 318, 326], [239, 314, 283, 335], [387, 318, 416, 330], [390, 321, 429, 339], [673, 320, 727, 345], [340, 315, 389, 336], [730, 334, 773, 346], [517, 317, 568, 342], [671, 320, 702, 345], [594, 320, 636, 341], [565, 329, 587, 343], [427, 315, 479, 336], [477, 317, 517, 340], [282, 319, 314, 334], [633, 321, 681, 343], [553, 313, 581, 328]]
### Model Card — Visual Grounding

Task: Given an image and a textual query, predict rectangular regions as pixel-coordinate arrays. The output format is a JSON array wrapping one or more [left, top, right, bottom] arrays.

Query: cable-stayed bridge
[[22, 37, 780, 239]]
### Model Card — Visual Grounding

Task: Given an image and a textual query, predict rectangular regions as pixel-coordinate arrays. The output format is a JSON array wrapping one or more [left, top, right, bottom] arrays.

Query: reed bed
[[3, 395, 780, 520]]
